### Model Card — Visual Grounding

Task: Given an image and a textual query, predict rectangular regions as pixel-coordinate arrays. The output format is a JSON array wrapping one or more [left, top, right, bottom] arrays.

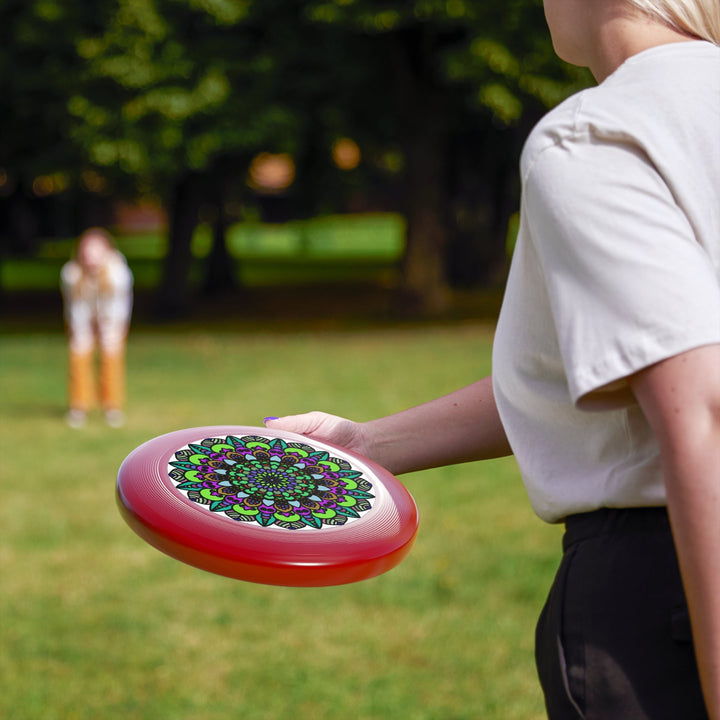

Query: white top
[[61, 250, 133, 353], [492, 41, 720, 523]]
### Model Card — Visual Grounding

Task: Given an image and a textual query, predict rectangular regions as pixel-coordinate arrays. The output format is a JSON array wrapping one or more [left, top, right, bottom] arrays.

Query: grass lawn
[[0, 322, 561, 719]]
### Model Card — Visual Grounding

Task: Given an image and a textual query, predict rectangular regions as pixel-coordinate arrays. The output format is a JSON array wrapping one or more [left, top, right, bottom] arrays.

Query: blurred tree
[[70, 0, 373, 315], [303, 0, 592, 312], [68, 0, 284, 314], [0, 0, 592, 315], [0, 0, 92, 256], [65, 0, 593, 315]]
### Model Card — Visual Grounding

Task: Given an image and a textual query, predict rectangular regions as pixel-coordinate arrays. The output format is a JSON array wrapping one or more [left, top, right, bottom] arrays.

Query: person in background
[[265, 0, 720, 717], [61, 227, 133, 428]]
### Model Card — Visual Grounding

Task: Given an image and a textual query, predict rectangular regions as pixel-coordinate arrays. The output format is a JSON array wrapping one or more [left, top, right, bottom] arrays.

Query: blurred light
[[446, 0, 467, 18], [247, 153, 296, 193], [332, 138, 361, 171], [32, 173, 69, 197], [33, 176, 53, 197], [0, 168, 14, 197], [370, 10, 400, 30], [80, 169, 109, 195]]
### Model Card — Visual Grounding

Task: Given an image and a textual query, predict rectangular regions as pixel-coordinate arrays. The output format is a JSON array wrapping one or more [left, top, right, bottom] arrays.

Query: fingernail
[[263, 416, 279, 424]]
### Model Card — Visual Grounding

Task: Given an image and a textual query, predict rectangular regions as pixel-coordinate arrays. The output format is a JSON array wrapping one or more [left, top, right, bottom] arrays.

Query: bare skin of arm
[[630, 344, 720, 720], [265, 375, 512, 475], [268, 341, 720, 720]]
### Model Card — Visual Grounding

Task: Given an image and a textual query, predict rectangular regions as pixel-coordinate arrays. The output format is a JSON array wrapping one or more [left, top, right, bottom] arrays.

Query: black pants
[[535, 507, 708, 719]]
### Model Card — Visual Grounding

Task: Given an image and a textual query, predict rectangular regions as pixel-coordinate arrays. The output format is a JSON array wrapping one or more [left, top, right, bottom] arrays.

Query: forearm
[[631, 344, 720, 718], [360, 375, 512, 475], [664, 440, 720, 719]]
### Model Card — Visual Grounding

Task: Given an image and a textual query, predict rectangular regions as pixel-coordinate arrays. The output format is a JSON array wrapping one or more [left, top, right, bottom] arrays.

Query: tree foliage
[[0, 0, 593, 314]]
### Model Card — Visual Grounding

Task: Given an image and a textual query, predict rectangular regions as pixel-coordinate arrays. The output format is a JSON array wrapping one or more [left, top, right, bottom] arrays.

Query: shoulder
[[61, 260, 82, 287], [520, 73, 643, 182], [520, 91, 588, 181], [521, 41, 720, 184], [106, 251, 133, 283]]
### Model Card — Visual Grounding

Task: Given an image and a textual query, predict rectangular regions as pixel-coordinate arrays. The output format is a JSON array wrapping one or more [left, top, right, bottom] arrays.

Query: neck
[[589, 10, 697, 82]]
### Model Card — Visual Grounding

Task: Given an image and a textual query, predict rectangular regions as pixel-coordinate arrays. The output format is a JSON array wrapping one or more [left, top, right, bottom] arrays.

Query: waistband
[[563, 506, 670, 552]]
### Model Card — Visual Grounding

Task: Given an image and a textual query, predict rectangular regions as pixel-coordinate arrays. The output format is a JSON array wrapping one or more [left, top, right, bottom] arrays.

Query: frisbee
[[116, 426, 419, 587]]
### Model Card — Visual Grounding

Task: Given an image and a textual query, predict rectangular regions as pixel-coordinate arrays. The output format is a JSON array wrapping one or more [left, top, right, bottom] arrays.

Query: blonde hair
[[627, 0, 720, 44], [78, 227, 115, 252]]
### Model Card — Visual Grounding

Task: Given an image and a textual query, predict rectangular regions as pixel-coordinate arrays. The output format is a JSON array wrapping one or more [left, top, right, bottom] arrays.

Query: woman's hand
[[264, 376, 511, 476], [264, 412, 370, 457]]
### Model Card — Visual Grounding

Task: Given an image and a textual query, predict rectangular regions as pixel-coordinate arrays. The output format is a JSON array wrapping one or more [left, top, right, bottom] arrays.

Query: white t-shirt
[[61, 250, 134, 353], [492, 41, 720, 523]]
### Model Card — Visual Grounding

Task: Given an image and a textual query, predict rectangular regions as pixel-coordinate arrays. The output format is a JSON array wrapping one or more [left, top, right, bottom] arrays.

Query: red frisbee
[[116, 426, 419, 587]]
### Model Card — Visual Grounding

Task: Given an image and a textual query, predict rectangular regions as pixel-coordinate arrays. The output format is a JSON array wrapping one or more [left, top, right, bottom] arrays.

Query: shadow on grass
[[0, 282, 505, 336]]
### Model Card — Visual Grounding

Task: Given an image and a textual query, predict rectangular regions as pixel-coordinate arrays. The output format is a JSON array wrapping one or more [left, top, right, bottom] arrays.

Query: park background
[[0, 1, 593, 718]]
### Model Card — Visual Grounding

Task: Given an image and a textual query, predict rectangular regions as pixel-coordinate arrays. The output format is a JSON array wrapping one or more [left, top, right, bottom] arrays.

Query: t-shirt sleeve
[[524, 136, 720, 407]]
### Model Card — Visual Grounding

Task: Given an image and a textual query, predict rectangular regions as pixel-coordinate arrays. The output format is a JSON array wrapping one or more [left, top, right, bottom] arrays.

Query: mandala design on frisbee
[[168, 435, 375, 530]]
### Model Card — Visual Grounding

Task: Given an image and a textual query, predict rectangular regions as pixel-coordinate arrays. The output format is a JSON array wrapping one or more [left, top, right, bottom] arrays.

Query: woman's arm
[[266, 375, 512, 475], [630, 343, 720, 719]]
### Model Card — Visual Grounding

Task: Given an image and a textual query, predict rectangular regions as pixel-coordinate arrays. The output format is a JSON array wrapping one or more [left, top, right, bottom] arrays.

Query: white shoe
[[66, 409, 87, 429], [104, 409, 125, 428]]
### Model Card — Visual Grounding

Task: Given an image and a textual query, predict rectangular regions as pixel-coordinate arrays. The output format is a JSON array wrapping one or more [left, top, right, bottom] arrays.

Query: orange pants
[[68, 345, 126, 412]]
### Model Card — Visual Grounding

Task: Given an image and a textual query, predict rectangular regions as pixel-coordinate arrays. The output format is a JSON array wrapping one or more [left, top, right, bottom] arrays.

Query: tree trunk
[[445, 123, 521, 288], [402, 130, 450, 314], [202, 182, 237, 297], [156, 171, 203, 319], [392, 28, 451, 316]]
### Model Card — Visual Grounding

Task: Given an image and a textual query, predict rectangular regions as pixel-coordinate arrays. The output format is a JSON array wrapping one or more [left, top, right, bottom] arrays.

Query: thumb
[[263, 411, 328, 436], [263, 411, 359, 449]]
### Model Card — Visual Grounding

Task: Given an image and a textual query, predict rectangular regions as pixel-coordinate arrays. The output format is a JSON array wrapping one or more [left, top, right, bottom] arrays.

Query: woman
[[61, 228, 133, 428], [265, 1, 720, 717]]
